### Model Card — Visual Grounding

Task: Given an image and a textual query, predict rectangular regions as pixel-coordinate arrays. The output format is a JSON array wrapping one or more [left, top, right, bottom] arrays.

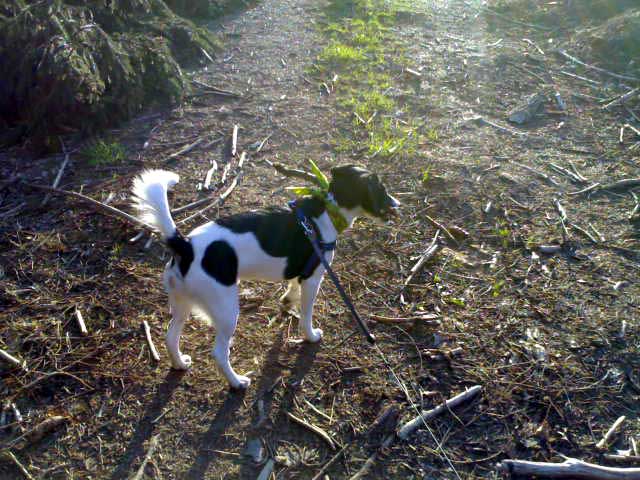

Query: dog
[[132, 165, 399, 389]]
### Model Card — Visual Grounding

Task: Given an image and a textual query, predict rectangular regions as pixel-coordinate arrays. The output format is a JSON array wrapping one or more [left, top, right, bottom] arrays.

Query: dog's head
[[329, 164, 400, 221]]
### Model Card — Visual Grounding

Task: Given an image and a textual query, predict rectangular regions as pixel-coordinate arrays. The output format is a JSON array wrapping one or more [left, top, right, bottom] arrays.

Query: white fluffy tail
[[132, 170, 180, 240]]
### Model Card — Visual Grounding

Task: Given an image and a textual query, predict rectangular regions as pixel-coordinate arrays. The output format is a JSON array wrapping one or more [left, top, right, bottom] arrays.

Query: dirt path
[[2, 0, 640, 479]]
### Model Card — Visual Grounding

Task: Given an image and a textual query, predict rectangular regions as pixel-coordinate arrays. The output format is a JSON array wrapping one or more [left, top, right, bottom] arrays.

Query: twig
[[424, 215, 456, 243], [5, 416, 67, 449], [203, 160, 218, 190], [548, 163, 587, 184], [512, 161, 559, 186], [403, 231, 441, 288], [560, 70, 600, 86], [256, 459, 275, 480], [497, 457, 640, 479], [74, 308, 88, 336], [603, 88, 640, 110], [286, 412, 335, 449], [311, 443, 351, 480], [557, 50, 640, 83], [473, 116, 527, 136], [567, 183, 601, 196], [601, 179, 640, 192], [369, 312, 440, 325], [349, 433, 394, 480], [597, 416, 626, 450], [1, 451, 34, 480], [570, 224, 598, 244], [142, 321, 160, 362], [397, 385, 482, 439], [256, 134, 273, 153], [265, 160, 321, 186], [130, 434, 160, 480], [0, 349, 26, 371], [231, 125, 239, 157], [165, 137, 205, 163], [24, 183, 154, 232], [190, 79, 242, 98], [483, 7, 552, 30], [41, 151, 70, 206]]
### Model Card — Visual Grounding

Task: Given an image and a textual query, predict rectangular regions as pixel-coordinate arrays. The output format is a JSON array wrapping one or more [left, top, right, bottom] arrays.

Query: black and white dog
[[132, 165, 399, 389]]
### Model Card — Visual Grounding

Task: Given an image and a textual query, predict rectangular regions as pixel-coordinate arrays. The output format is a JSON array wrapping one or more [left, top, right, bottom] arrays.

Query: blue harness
[[289, 200, 336, 278]]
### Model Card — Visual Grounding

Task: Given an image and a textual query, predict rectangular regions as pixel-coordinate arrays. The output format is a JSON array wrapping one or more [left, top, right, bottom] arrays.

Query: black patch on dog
[[216, 197, 327, 280], [167, 232, 194, 277], [201, 241, 238, 286]]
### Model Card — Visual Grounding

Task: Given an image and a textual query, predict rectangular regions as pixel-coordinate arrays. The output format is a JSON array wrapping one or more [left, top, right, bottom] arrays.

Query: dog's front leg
[[299, 273, 324, 343]]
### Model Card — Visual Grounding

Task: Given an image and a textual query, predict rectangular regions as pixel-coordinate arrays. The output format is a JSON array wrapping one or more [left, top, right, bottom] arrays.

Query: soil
[[1, 0, 639, 479]]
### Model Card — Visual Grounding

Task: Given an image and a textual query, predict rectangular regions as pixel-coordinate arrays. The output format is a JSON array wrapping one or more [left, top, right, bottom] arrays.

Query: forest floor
[[1, 0, 640, 479]]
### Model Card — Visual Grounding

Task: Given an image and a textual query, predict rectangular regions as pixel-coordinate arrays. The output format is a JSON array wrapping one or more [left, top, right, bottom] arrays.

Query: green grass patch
[[82, 140, 127, 166]]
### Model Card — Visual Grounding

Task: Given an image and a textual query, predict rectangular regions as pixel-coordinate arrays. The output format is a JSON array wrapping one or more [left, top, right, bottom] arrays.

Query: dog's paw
[[171, 354, 192, 370], [304, 328, 323, 343], [230, 375, 251, 390]]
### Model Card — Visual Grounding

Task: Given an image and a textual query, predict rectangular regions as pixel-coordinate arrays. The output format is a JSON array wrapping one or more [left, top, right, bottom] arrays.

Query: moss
[[0, 0, 244, 148]]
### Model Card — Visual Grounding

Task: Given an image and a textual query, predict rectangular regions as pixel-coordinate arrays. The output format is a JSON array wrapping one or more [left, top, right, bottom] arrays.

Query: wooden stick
[[601, 179, 640, 192], [256, 134, 273, 153], [286, 412, 335, 449], [24, 183, 154, 232], [424, 215, 456, 243], [142, 321, 160, 362], [311, 443, 351, 480], [403, 231, 441, 287], [231, 125, 239, 157], [512, 161, 559, 186], [349, 433, 394, 480], [267, 161, 321, 185], [557, 50, 640, 83], [1, 450, 35, 480], [568, 183, 601, 196], [497, 457, 640, 479], [165, 137, 204, 163], [131, 434, 160, 480], [597, 416, 626, 450], [190, 79, 242, 98], [0, 349, 25, 370], [41, 152, 69, 206], [256, 459, 275, 480], [74, 308, 88, 336], [397, 385, 482, 439], [603, 88, 640, 110]]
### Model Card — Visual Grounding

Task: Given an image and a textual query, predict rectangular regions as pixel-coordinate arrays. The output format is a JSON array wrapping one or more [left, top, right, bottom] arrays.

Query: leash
[[290, 199, 463, 478], [290, 200, 376, 344]]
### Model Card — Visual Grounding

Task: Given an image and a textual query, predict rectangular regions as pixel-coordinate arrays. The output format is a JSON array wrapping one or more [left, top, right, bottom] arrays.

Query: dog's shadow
[[109, 370, 185, 480], [237, 335, 321, 479]]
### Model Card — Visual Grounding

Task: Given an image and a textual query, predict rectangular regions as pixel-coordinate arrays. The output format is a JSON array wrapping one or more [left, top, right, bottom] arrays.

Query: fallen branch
[[601, 179, 640, 192], [75, 308, 88, 336], [0, 450, 34, 480], [349, 434, 394, 480], [512, 161, 559, 186], [597, 416, 626, 450], [5, 416, 67, 450], [403, 231, 441, 288], [557, 50, 640, 83], [311, 443, 351, 480], [266, 160, 321, 186], [142, 321, 160, 362], [603, 88, 640, 110], [0, 349, 26, 371], [41, 152, 70, 206], [497, 457, 640, 479], [286, 412, 335, 450], [190, 79, 242, 98], [567, 183, 601, 196], [130, 434, 160, 480], [165, 137, 205, 163], [397, 385, 482, 439], [424, 215, 456, 243], [24, 183, 154, 232], [231, 125, 239, 157]]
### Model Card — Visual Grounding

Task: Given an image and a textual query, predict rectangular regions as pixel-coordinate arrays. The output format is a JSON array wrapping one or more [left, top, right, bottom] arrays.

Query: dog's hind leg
[[201, 287, 251, 390], [279, 279, 301, 310], [166, 292, 192, 370], [299, 274, 324, 343]]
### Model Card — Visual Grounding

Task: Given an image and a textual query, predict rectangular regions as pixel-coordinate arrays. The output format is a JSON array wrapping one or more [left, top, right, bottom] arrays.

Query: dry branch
[[603, 88, 640, 110], [286, 412, 335, 449], [165, 137, 205, 163], [557, 50, 640, 83], [403, 231, 441, 288], [424, 216, 456, 243], [397, 385, 482, 439], [266, 160, 321, 186], [231, 125, 239, 157], [130, 434, 160, 480], [601, 179, 640, 192], [497, 457, 640, 479], [75, 308, 88, 336], [0, 450, 34, 480], [142, 321, 160, 362], [41, 152, 70, 206], [0, 349, 25, 370], [349, 433, 394, 480], [597, 416, 626, 450], [24, 183, 154, 232]]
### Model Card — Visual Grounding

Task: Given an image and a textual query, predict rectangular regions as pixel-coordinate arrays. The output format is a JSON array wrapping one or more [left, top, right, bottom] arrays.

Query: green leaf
[[308, 159, 330, 190], [286, 186, 315, 196]]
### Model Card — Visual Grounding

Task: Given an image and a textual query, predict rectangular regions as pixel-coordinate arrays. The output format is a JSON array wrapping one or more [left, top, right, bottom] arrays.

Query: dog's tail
[[132, 170, 191, 257]]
